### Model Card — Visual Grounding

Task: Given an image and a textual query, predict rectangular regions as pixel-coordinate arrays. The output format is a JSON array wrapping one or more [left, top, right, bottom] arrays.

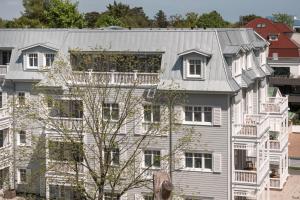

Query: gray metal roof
[[0, 28, 267, 93]]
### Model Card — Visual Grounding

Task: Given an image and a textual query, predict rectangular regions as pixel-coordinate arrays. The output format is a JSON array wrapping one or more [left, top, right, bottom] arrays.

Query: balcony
[[71, 71, 159, 86], [0, 146, 12, 169], [47, 117, 83, 131], [233, 114, 269, 138], [260, 97, 288, 114], [233, 159, 269, 185], [0, 65, 7, 77], [47, 160, 84, 175], [0, 107, 9, 120], [270, 178, 281, 189], [270, 133, 288, 152]]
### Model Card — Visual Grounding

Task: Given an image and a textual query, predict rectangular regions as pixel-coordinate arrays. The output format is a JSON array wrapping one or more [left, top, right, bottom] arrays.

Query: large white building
[[0, 28, 289, 200]]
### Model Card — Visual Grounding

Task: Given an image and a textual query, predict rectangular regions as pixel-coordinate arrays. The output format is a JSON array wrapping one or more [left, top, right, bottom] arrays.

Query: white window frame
[[143, 104, 160, 123], [0, 129, 9, 148], [184, 105, 212, 125], [17, 130, 29, 146], [184, 152, 213, 172], [186, 57, 206, 79], [143, 150, 161, 169], [27, 53, 38, 69], [102, 103, 119, 121], [104, 148, 120, 166], [18, 168, 30, 184], [44, 53, 55, 67]]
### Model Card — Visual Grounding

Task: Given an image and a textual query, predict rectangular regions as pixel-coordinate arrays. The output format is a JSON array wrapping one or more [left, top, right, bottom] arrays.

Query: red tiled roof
[[245, 18, 300, 58]]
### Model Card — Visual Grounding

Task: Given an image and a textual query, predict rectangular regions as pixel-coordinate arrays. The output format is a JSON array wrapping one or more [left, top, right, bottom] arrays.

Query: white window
[[144, 195, 154, 200], [18, 92, 26, 105], [45, 53, 55, 67], [18, 168, 30, 184], [185, 106, 212, 124], [185, 152, 212, 171], [144, 150, 161, 168], [103, 103, 119, 120], [104, 148, 120, 166], [187, 58, 205, 78], [28, 53, 38, 68], [0, 129, 9, 148], [143, 105, 160, 122], [18, 130, 26, 145]]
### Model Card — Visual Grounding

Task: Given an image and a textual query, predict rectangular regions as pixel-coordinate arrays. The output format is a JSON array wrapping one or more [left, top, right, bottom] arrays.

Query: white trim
[[26, 52, 39, 69]]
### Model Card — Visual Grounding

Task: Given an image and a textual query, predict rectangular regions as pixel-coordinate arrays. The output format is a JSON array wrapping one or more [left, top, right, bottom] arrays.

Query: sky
[[1, 0, 300, 22]]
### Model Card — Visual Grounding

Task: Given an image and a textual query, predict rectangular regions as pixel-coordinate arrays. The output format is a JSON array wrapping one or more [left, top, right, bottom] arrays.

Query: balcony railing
[[0, 107, 9, 119], [270, 133, 289, 152], [47, 160, 84, 174], [0, 65, 8, 76], [233, 114, 269, 138], [47, 117, 83, 131], [233, 159, 269, 185], [71, 71, 159, 85], [0, 145, 12, 168], [270, 178, 281, 189], [260, 97, 288, 114]]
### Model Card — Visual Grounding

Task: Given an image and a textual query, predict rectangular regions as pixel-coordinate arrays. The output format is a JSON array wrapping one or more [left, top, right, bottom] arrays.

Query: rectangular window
[[19, 131, 26, 145], [0, 92, 2, 108], [188, 59, 202, 77], [0, 130, 3, 148], [185, 152, 212, 171], [143, 105, 160, 122], [19, 169, 27, 183], [144, 150, 161, 168], [48, 141, 83, 162], [28, 53, 38, 68], [185, 106, 212, 124], [103, 103, 119, 120], [104, 148, 120, 166], [144, 195, 154, 200], [18, 92, 25, 105], [45, 54, 55, 67]]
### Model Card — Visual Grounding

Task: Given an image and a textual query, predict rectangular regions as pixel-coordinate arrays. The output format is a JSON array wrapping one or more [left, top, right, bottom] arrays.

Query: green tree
[[5, 16, 44, 28], [272, 13, 294, 28], [197, 11, 230, 28], [239, 14, 261, 26], [95, 13, 124, 27], [154, 10, 168, 28], [23, 0, 49, 23], [44, 0, 85, 28], [169, 14, 186, 28], [185, 12, 199, 28], [0, 18, 6, 28], [85, 12, 100, 28]]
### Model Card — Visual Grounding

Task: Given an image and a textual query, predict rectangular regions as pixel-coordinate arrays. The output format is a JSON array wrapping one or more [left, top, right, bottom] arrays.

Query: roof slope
[[0, 28, 265, 93]]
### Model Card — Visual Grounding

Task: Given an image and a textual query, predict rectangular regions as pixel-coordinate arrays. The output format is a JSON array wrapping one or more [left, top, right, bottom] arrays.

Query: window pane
[[144, 154, 152, 167], [46, 54, 55, 67], [19, 131, 26, 144], [112, 149, 120, 165], [194, 107, 202, 122], [194, 153, 202, 168], [185, 106, 193, 121], [189, 64, 195, 75], [144, 105, 152, 122], [204, 154, 212, 169], [204, 107, 212, 122], [20, 169, 26, 182], [111, 104, 119, 120], [103, 103, 110, 120], [153, 105, 160, 122], [185, 153, 193, 168], [18, 92, 25, 105], [153, 151, 161, 167]]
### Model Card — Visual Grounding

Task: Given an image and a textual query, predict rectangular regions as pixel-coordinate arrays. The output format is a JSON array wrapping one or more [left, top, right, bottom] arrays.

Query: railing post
[[133, 70, 138, 82], [111, 69, 115, 84], [88, 69, 93, 82]]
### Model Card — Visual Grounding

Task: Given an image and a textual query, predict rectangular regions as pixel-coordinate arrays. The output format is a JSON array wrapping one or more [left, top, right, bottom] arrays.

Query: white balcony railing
[[270, 178, 281, 189], [260, 97, 288, 114], [0, 65, 8, 76], [47, 117, 83, 131], [270, 133, 289, 152], [47, 160, 84, 174], [71, 71, 159, 85], [234, 114, 269, 138]]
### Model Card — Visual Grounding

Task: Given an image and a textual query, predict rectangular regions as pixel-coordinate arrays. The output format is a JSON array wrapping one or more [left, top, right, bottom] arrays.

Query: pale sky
[[1, 0, 299, 22]]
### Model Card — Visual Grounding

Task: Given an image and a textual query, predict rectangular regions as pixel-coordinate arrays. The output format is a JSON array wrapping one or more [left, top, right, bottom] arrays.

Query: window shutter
[[174, 150, 185, 170], [118, 102, 126, 134], [161, 149, 169, 171], [120, 193, 127, 200], [134, 105, 143, 135], [213, 107, 222, 126], [26, 169, 32, 183], [213, 153, 222, 173], [2, 92, 7, 107], [134, 194, 145, 200], [23, 54, 28, 69], [174, 105, 184, 124]]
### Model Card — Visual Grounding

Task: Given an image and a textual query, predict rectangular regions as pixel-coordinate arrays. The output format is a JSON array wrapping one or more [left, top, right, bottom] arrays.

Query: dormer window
[[28, 53, 38, 68], [188, 59, 203, 77], [45, 53, 55, 67], [269, 34, 278, 41]]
